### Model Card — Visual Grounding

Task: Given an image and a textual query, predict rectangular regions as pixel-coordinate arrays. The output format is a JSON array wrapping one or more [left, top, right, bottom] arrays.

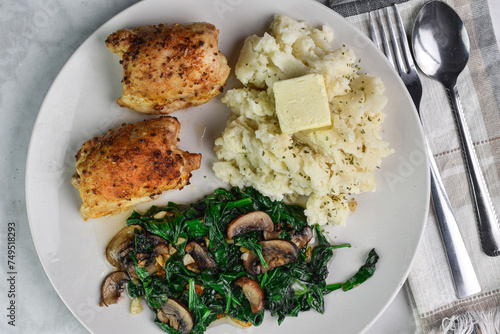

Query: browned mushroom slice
[[106, 225, 144, 268], [240, 240, 299, 275], [260, 240, 299, 273], [147, 233, 169, 246], [154, 243, 171, 257], [125, 262, 140, 279], [184, 241, 216, 272], [126, 246, 169, 279], [234, 277, 264, 313], [140, 255, 161, 273], [100, 271, 129, 306], [291, 226, 313, 250], [263, 226, 313, 250], [157, 298, 194, 333], [241, 250, 260, 275], [227, 211, 274, 239], [262, 230, 281, 240]]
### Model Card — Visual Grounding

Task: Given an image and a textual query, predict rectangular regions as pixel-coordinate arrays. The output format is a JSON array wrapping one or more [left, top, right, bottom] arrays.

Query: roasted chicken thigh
[[106, 22, 230, 114], [72, 116, 201, 220]]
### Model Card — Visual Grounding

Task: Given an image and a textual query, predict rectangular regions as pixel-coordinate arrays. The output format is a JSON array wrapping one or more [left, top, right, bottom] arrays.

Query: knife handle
[[446, 85, 500, 256], [426, 140, 482, 298]]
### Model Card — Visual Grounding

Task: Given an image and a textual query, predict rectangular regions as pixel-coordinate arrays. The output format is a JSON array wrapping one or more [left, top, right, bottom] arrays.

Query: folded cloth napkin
[[327, 0, 500, 333]]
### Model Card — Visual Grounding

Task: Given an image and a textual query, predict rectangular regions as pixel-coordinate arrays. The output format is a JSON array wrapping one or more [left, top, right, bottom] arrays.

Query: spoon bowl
[[412, 1, 470, 86], [412, 0, 500, 257]]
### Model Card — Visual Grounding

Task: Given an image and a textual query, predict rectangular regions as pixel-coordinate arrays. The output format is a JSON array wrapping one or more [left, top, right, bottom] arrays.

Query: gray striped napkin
[[328, 0, 500, 332], [329, 0, 410, 17]]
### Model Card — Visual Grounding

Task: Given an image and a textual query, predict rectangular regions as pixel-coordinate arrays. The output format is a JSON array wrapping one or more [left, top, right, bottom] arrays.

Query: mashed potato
[[213, 15, 393, 225]]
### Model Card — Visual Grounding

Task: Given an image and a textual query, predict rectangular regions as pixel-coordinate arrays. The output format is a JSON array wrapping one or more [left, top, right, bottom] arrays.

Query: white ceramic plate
[[25, 0, 430, 333]]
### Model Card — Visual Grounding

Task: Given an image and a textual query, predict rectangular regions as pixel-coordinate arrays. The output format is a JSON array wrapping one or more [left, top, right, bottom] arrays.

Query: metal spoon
[[412, 0, 500, 256]]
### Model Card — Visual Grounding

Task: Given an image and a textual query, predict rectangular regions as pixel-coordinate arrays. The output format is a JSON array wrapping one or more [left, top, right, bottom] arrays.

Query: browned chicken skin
[[72, 116, 201, 220], [106, 22, 230, 114]]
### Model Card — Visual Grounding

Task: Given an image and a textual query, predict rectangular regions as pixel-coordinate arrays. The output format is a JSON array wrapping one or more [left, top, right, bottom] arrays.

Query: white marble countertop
[[1, 1, 498, 333]]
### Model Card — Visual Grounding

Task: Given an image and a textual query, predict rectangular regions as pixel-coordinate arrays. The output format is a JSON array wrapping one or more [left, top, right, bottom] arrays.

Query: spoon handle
[[446, 85, 500, 256], [426, 140, 481, 298]]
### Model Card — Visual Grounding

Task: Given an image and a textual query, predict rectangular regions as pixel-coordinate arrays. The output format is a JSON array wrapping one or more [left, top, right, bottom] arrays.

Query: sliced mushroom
[[290, 226, 313, 250], [125, 258, 160, 279], [157, 298, 194, 334], [106, 225, 143, 268], [141, 256, 161, 273], [100, 271, 129, 306], [260, 240, 299, 273], [125, 261, 140, 279], [227, 211, 274, 239], [147, 233, 169, 246], [240, 250, 260, 275], [126, 250, 168, 279], [234, 277, 264, 313], [184, 241, 216, 272], [241, 240, 299, 275], [263, 226, 313, 250], [262, 230, 281, 240]]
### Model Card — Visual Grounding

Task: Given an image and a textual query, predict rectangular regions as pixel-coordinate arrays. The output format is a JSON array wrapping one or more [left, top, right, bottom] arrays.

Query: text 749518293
[[7, 222, 16, 327]]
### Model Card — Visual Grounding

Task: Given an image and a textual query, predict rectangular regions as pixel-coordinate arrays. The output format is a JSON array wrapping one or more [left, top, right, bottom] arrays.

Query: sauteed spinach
[[102, 187, 378, 334]]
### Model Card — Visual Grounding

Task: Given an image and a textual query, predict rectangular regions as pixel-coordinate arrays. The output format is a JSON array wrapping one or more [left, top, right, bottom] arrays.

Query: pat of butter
[[273, 74, 331, 134]]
